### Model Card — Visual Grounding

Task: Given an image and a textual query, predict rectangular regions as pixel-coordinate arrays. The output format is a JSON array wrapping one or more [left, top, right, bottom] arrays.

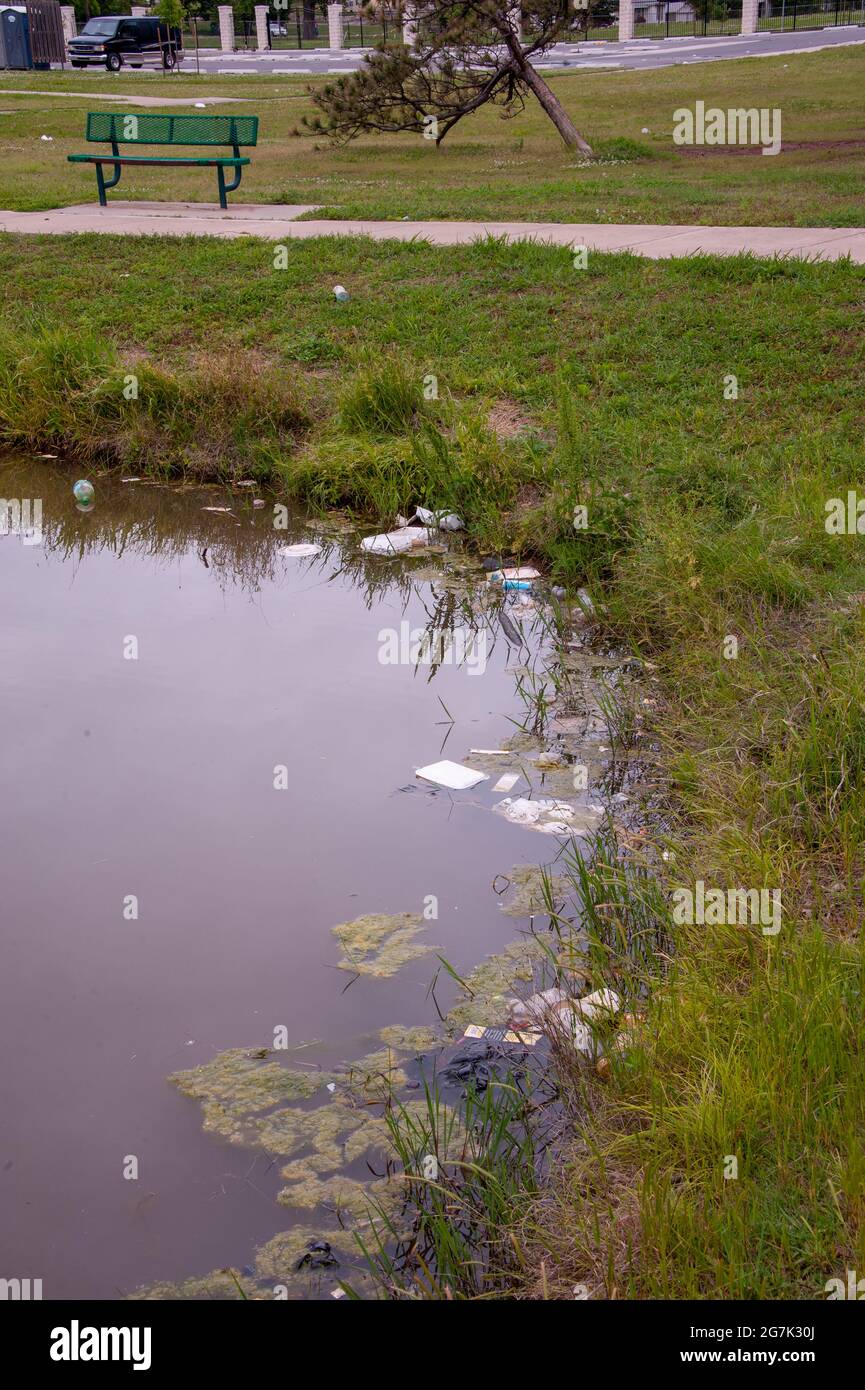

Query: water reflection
[[0, 454, 580, 1301]]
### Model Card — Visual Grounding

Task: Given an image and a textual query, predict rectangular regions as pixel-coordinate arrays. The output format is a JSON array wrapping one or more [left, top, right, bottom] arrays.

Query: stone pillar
[[617, 0, 634, 41], [254, 4, 269, 49], [60, 4, 76, 42], [740, 0, 759, 34], [402, 1, 418, 46], [327, 3, 344, 49], [218, 4, 235, 52]]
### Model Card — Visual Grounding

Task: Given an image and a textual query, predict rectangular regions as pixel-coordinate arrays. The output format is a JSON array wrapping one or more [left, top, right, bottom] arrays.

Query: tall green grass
[[354, 1076, 538, 1300]]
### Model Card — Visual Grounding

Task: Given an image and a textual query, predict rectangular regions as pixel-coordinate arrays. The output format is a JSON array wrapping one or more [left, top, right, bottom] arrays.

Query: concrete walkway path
[[1, 201, 863, 262]]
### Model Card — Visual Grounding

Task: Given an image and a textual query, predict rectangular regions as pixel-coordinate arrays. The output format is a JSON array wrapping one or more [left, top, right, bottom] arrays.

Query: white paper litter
[[574, 988, 621, 1021], [491, 567, 541, 582], [413, 506, 464, 531], [416, 760, 489, 791], [493, 796, 604, 835], [361, 527, 433, 556], [280, 542, 322, 558], [493, 772, 521, 793]]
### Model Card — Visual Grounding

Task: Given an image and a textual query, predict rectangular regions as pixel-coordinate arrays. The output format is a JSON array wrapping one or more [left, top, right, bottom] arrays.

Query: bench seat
[[68, 154, 250, 168]]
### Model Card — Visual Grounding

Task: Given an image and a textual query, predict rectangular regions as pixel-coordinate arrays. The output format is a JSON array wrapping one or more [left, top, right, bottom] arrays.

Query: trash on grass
[[416, 760, 488, 791], [489, 567, 541, 588], [507, 987, 570, 1029], [575, 587, 595, 619], [507, 990, 595, 1055], [575, 987, 621, 1022], [333, 285, 350, 302], [507, 986, 622, 1057], [413, 506, 464, 532]]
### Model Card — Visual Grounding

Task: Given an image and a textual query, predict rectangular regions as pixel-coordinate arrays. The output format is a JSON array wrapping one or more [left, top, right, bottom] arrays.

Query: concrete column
[[254, 4, 269, 49], [402, 2, 418, 46], [130, 6, 148, 15], [617, 0, 634, 41], [218, 4, 235, 52], [327, 3, 344, 49], [740, 0, 759, 34], [60, 4, 76, 42]]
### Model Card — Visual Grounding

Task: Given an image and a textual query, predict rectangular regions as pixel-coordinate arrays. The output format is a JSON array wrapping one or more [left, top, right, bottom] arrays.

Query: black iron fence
[[266, 2, 403, 49], [631, 2, 742, 37], [570, 0, 864, 38], [755, 0, 865, 30]]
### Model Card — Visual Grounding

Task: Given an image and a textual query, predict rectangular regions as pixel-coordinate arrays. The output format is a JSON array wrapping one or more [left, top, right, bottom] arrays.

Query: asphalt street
[[54, 25, 865, 78]]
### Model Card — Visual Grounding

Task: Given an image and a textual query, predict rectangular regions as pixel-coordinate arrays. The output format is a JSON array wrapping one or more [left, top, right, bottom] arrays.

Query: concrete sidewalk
[[1, 202, 864, 262]]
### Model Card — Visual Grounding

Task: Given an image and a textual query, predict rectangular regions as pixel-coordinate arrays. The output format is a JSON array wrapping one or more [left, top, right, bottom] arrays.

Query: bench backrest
[[84, 112, 259, 148]]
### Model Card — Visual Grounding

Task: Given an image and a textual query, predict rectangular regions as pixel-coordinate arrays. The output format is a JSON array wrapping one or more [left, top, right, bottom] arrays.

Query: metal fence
[[528, 3, 743, 41], [755, 0, 865, 30], [573, 0, 864, 38], [631, 2, 743, 37], [266, 3, 403, 49]]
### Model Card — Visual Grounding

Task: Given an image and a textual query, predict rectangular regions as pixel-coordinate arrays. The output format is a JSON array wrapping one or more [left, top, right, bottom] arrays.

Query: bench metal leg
[[216, 163, 243, 210], [95, 161, 123, 207]]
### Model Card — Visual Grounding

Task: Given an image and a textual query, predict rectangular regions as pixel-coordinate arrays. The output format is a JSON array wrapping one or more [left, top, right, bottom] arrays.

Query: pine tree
[[303, 2, 594, 155]]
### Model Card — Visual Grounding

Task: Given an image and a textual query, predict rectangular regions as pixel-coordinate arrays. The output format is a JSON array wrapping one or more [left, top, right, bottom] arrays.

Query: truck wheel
[[162, 51, 176, 70], [106, 53, 122, 72]]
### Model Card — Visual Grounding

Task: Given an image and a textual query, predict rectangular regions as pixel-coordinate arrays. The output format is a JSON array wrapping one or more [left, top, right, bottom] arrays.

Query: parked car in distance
[[68, 16, 183, 71], [571, 0, 617, 28]]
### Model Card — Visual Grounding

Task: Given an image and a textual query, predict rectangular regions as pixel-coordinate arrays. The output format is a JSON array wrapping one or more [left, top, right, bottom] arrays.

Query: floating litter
[[280, 542, 322, 558], [416, 760, 488, 791], [72, 479, 94, 505], [463, 1024, 541, 1046], [493, 772, 521, 793]]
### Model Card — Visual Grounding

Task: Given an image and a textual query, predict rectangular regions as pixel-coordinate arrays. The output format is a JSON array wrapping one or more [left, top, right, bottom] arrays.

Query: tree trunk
[[520, 61, 594, 157]]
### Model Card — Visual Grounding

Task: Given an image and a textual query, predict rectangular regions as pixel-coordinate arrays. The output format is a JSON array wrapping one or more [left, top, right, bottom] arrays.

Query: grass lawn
[[2, 227, 865, 1299], [0, 45, 864, 224]]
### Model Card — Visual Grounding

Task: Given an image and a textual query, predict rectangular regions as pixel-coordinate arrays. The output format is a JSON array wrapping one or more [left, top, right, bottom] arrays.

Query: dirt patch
[[487, 399, 537, 439], [677, 139, 865, 158]]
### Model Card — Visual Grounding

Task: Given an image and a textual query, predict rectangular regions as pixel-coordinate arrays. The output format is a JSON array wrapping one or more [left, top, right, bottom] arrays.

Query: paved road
[[2, 201, 863, 262], [53, 26, 865, 78]]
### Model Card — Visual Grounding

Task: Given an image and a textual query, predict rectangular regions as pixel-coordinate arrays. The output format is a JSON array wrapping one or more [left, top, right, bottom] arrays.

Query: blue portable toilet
[[0, 7, 32, 69]]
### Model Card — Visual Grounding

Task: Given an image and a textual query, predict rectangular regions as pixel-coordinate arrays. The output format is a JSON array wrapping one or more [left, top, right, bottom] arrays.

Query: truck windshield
[[80, 19, 121, 36]]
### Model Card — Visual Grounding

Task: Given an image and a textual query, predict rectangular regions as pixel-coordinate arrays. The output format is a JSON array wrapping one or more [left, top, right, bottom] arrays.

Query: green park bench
[[68, 112, 259, 210]]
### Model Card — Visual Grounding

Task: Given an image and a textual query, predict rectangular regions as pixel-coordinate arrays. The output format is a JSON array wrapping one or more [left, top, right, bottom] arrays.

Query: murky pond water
[[0, 457, 614, 1300]]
